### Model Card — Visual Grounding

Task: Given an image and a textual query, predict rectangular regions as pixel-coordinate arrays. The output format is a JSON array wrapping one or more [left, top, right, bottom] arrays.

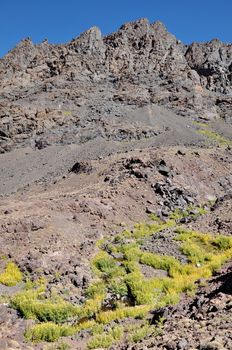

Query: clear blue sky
[[0, 0, 231, 58]]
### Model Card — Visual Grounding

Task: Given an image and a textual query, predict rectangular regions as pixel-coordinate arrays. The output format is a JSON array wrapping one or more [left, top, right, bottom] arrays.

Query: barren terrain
[[0, 18, 231, 350]]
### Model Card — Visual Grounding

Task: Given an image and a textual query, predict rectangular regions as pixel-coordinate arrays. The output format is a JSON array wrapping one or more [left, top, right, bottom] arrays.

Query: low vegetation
[[25, 322, 74, 342], [6, 209, 232, 348], [87, 325, 123, 349], [197, 127, 232, 147], [0, 262, 22, 286], [11, 288, 82, 323], [128, 323, 159, 343]]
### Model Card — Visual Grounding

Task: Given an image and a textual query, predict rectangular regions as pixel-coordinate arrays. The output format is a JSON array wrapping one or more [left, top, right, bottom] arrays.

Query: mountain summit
[[0, 19, 231, 153], [0, 19, 232, 350]]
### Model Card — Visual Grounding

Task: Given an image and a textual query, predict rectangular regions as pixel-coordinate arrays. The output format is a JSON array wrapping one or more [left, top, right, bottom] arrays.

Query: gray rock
[[1, 18, 232, 154], [177, 338, 188, 349]]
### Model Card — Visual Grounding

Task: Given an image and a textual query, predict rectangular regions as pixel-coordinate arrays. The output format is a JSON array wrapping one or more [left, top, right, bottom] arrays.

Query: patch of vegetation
[[169, 206, 207, 221], [85, 280, 106, 299], [108, 277, 128, 297], [11, 288, 82, 323], [140, 252, 182, 275], [87, 326, 123, 349], [25, 322, 74, 342], [56, 342, 71, 350], [92, 251, 125, 279], [0, 254, 8, 260], [213, 236, 232, 250], [197, 128, 231, 147], [0, 262, 22, 286], [128, 323, 158, 343], [133, 221, 175, 240], [45, 341, 71, 350], [192, 121, 209, 128], [96, 305, 151, 324], [9, 212, 232, 346], [148, 213, 163, 222], [62, 111, 72, 117]]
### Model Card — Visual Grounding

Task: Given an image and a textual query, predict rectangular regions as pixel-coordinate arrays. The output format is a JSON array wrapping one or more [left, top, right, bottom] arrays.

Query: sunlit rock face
[[0, 18, 231, 153]]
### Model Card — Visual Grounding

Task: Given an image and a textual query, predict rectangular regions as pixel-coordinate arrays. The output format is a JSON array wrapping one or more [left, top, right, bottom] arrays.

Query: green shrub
[[140, 252, 182, 275], [0, 262, 22, 286], [213, 236, 232, 250], [11, 290, 81, 323], [85, 280, 106, 299], [75, 320, 96, 333], [180, 241, 213, 264], [91, 323, 104, 335], [125, 272, 155, 305], [96, 305, 150, 324], [57, 342, 71, 350], [25, 322, 74, 342], [87, 326, 123, 349], [92, 251, 125, 279], [122, 245, 142, 261], [87, 333, 114, 349], [81, 295, 103, 318], [128, 324, 156, 343], [133, 221, 174, 239], [108, 277, 128, 297]]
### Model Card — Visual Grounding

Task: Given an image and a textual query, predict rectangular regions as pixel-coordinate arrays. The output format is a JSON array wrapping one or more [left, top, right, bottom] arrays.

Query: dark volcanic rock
[[70, 161, 93, 174]]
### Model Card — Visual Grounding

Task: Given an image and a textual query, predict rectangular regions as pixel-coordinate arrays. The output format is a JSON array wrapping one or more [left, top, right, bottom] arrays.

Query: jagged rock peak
[[4, 37, 34, 56], [117, 18, 171, 37], [151, 20, 169, 33], [69, 26, 104, 54], [80, 26, 102, 40], [119, 17, 150, 30], [104, 18, 177, 48], [0, 37, 36, 71]]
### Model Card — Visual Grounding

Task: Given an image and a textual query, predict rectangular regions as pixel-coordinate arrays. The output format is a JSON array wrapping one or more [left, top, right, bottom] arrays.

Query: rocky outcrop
[[0, 18, 231, 152]]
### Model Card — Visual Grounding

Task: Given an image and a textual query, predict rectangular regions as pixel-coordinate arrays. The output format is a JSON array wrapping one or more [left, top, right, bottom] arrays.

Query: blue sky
[[0, 0, 231, 57]]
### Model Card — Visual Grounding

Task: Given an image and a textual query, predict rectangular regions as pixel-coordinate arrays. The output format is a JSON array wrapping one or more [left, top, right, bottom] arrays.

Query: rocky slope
[[0, 18, 232, 350], [0, 18, 231, 153], [0, 146, 232, 349]]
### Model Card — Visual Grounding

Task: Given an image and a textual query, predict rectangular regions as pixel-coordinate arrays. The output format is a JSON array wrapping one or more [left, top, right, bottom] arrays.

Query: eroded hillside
[[0, 18, 232, 350]]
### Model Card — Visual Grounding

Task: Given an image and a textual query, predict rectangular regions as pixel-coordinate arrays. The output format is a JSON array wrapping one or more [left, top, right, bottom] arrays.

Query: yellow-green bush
[[11, 289, 81, 323], [133, 221, 174, 239], [81, 295, 103, 318], [92, 251, 125, 279], [96, 305, 150, 324], [74, 320, 96, 333], [128, 324, 157, 343], [213, 236, 232, 250], [140, 252, 182, 275], [85, 280, 106, 299], [87, 325, 123, 349], [169, 206, 207, 221], [0, 262, 22, 286], [108, 277, 128, 297], [87, 333, 115, 349], [25, 322, 74, 342]]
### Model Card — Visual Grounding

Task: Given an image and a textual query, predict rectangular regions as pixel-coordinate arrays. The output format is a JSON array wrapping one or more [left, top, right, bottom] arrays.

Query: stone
[[146, 207, 156, 214], [199, 340, 227, 350], [177, 338, 188, 349], [177, 150, 186, 156], [70, 161, 92, 174], [158, 160, 171, 177]]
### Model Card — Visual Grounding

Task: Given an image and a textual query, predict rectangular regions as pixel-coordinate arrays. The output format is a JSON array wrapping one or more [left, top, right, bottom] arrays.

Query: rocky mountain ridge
[[0, 18, 232, 350], [0, 18, 231, 153]]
